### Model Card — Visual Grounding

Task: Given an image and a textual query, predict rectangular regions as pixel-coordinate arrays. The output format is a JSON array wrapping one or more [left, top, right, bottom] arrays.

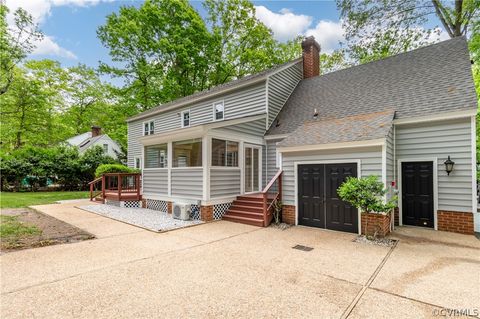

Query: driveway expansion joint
[[341, 239, 399, 319]]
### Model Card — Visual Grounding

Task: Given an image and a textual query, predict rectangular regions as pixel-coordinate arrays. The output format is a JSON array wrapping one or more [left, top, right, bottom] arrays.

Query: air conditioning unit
[[173, 203, 191, 220]]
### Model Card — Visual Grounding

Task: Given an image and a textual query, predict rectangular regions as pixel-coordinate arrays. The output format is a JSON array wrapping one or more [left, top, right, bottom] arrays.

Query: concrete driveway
[[1, 201, 479, 318]]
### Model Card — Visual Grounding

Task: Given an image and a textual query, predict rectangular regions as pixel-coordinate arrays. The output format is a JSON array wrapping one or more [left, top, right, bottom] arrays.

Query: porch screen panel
[[212, 139, 238, 167], [173, 139, 202, 167], [145, 144, 168, 168]]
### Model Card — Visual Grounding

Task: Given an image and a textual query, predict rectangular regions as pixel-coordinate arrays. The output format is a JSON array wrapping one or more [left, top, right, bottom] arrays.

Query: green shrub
[[337, 175, 397, 214], [95, 164, 139, 178]]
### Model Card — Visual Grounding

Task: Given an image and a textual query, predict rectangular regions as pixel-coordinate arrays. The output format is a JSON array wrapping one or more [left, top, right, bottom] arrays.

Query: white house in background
[[66, 126, 122, 159]]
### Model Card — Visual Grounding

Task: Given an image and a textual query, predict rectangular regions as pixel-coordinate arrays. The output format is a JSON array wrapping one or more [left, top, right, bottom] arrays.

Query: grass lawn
[[0, 191, 89, 208], [0, 215, 41, 237]]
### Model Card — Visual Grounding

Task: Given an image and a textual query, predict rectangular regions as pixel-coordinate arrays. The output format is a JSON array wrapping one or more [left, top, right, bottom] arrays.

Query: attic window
[[213, 101, 224, 121]]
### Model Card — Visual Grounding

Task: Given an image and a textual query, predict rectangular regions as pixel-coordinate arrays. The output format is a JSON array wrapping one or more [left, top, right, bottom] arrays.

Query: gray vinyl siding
[[281, 147, 383, 205], [267, 62, 303, 127], [385, 127, 394, 200], [395, 118, 473, 212], [127, 121, 143, 167], [266, 139, 283, 189], [143, 169, 168, 195], [227, 117, 266, 136], [171, 168, 203, 199], [210, 168, 241, 198], [127, 82, 266, 167]]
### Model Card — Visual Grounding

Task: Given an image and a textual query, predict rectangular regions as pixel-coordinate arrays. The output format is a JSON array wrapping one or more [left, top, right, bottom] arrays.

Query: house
[[66, 126, 122, 159], [126, 36, 478, 235]]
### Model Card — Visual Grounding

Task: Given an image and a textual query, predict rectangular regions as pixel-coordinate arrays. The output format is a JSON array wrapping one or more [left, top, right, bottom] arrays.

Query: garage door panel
[[298, 165, 325, 228], [298, 163, 358, 233]]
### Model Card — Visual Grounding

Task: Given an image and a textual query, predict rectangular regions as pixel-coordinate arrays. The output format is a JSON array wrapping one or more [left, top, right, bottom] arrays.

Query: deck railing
[[261, 169, 283, 227], [89, 173, 142, 202]]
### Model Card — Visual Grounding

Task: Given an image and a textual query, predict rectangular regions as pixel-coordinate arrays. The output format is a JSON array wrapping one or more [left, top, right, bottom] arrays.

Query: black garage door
[[401, 161, 434, 228], [298, 163, 358, 233]]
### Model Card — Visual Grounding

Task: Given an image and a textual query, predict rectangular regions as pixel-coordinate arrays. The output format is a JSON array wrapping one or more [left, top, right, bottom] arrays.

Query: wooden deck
[[89, 173, 142, 203]]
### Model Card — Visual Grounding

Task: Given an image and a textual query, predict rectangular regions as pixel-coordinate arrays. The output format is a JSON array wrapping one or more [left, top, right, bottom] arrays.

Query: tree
[[204, 0, 282, 85], [0, 67, 50, 150], [97, 0, 212, 111], [97, 0, 301, 112], [337, 0, 479, 62], [0, 5, 43, 95], [62, 64, 111, 135]]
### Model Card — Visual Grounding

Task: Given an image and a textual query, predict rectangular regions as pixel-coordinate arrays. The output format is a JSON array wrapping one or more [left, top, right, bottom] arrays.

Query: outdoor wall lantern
[[444, 156, 455, 176]]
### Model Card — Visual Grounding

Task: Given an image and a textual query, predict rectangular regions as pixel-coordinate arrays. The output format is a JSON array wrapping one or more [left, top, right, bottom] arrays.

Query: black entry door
[[298, 163, 358, 233], [401, 162, 434, 228], [298, 165, 325, 228]]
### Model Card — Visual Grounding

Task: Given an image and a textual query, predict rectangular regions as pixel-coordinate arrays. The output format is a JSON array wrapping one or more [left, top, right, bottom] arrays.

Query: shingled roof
[[278, 110, 395, 148], [268, 36, 477, 136]]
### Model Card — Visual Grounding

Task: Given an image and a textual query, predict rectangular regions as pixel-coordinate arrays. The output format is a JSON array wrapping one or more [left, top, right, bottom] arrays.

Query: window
[[213, 101, 224, 121], [103, 143, 109, 153], [145, 144, 168, 168], [181, 110, 190, 127], [173, 139, 202, 167], [212, 138, 238, 167], [134, 157, 142, 169], [144, 121, 154, 136]]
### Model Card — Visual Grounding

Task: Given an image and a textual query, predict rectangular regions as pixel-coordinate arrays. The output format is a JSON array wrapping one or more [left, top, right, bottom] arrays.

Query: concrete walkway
[[1, 201, 479, 318]]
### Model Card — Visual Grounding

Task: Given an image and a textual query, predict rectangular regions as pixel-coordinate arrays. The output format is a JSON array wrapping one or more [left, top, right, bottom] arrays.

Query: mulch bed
[[1, 208, 94, 253]]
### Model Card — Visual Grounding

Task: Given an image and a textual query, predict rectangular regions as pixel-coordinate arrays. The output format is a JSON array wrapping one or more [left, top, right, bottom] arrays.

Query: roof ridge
[[303, 36, 466, 82]]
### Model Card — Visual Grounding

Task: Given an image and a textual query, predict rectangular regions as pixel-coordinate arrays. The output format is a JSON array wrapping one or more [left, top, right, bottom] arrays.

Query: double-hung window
[[145, 144, 168, 168], [144, 121, 155, 136], [213, 101, 224, 121], [181, 110, 190, 127], [211, 138, 238, 167]]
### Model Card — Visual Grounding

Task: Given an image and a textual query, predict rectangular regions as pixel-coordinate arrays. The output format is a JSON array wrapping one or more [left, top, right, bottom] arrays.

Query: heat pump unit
[[173, 203, 191, 220]]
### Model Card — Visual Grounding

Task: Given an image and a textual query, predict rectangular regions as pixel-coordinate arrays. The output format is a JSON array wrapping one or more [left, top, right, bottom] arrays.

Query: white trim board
[[278, 139, 385, 153], [293, 160, 362, 235], [393, 109, 476, 125], [471, 115, 478, 231], [397, 158, 438, 230]]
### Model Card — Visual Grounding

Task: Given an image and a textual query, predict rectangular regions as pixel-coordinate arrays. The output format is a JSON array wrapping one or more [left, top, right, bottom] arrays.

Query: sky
[[5, 0, 448, 74]]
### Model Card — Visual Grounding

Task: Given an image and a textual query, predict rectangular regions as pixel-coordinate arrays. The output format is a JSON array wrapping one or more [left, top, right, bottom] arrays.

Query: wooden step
[[228, 204, 263, 213], [232, 200, 263, 207], [223, 215, 264, 227], [236, 195, 263, 202], [224, 209, 263, 219]]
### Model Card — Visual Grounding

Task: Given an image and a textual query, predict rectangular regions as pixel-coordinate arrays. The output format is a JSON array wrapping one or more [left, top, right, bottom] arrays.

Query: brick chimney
[[302, 36, 320, 79], [91, 126, 102, 137]]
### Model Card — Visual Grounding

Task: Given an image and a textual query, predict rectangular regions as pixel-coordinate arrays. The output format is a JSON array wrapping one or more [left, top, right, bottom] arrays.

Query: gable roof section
[[268, 36, 477, 136], [278, 110, 394, 148], [127, 58, 302, 122], [66, 131, 92, 147]]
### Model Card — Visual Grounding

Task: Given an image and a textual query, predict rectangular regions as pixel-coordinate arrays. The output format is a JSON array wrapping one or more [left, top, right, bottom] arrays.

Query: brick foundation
[[167, 201, 172, 214], [282, 205, 296, 225], [393, 207, 399, 226], [437, 210, 474, 235], [361, 212, 391, 237], [201, 205, 213, 222]]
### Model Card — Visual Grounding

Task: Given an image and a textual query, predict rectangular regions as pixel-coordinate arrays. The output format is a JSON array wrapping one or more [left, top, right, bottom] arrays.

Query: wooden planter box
[[361, 212, 391, 237]]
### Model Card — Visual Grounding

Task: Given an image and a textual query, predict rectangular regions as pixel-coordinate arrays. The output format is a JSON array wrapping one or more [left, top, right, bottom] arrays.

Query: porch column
[[239, 141, 244, 194], [202, 135, 210, 201], [167, 141, 172, 197]]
